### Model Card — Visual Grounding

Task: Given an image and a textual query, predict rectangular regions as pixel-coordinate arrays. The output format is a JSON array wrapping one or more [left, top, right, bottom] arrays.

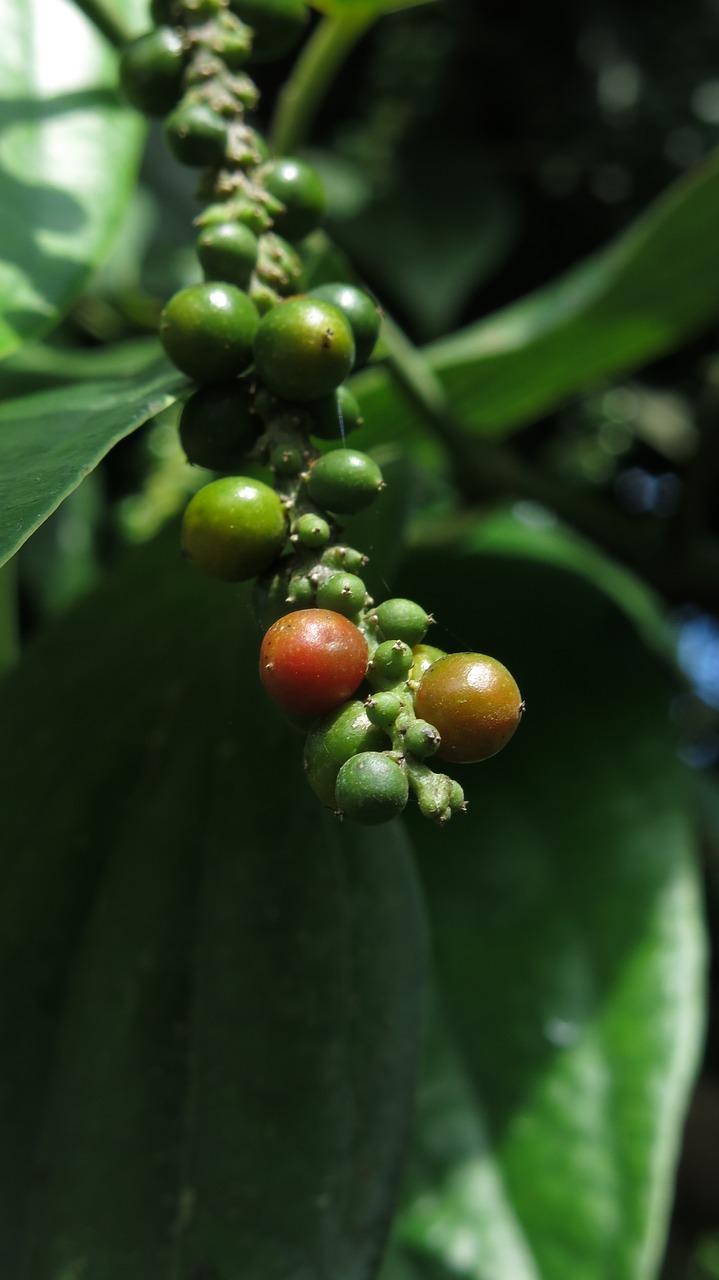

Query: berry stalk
[[119, 0, 523, 825]]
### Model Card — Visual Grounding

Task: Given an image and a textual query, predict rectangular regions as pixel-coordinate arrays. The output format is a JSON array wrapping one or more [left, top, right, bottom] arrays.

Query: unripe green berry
[[403, 719, 441, 759], [306, 449, 384, 514], [229, 0, 309, 63], [304, 701, 387, 808], [179, 382, 261, 470], [316, 572, 367, 618], [119, 28, 187, 117], [410, 643, 447, 683], [207, 11, 253, 68], [307, 385, 363, 441], [373, 597, 431, 646], [309, 282, 381, 367], [322, 545, 367, 573], [165, 101, 228, 167], [270, 444, 305, 475], [334, 752, 408, 825], [160, 283, 259, 383], [294, 513, 331, 547], [365, 692, 402, 730], [249, 279, 281, 316], [181, 476, 287, 581], [368, 640, 413, 689], [254, 297, 355, 401], [287, 575, 314, 605], [263, 157, 325, 240], [196, 223, 259, 290], [200, 200, 270, 237]]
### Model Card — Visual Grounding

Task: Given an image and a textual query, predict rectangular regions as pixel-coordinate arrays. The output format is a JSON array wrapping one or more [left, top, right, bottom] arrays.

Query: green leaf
[[0, 0, 146, 358], [354, 149, 719, 439], [454, 506, 675, 666], [331, 140, 519, 342], [385, 541, 706, 1280], [0, 530, 427, 1279], [0, 349, 186, 568], [0, 335, 166, 397]]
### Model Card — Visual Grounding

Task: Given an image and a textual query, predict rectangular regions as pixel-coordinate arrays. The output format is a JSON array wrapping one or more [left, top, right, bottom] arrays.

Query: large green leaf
[[354, 149, 719, 441], [0, 350, 186, 568], [0, 530, 427, 1279], [0, 0, 146, 358], [378, 540, 706, 1280]]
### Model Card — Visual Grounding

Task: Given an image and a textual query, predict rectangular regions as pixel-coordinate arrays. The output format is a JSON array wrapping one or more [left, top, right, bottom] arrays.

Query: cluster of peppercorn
[[119, 0, 524, 826]]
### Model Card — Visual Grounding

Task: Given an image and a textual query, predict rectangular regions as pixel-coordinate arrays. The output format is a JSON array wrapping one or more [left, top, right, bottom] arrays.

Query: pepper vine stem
[[71, 0, 134, 50], [269, 11, 375, 155]]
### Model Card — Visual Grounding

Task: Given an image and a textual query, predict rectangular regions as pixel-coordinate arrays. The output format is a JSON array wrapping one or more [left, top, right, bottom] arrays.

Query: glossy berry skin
[[293, 513, 331, 547], [365, 691, 401, 730], [160, 283, 259, 383], [230, 0, 308, 62], [181, 476, 287, 581], [414, 653, 523, 763], [304, 700, 387, 808], [309, 283, 380, 367], [196, 223, 259, 290], [316, 572, 366, 619], [368, 640, 413, 690], [307, 385, 363, 441], [374, 598, 430, 646], [179, 383, 261, 471], [334, 752, 409, 825], [410, 644, 446, 683], [403, 719, 441, 760], [306, 450, 383, 514], [253, 298, 355, 402], [119, 28, 186, 117], [263, 158, 325, 241], [322, 545, 366, 574], [260, 609, 368, 716], [164, 101, 228, 167]]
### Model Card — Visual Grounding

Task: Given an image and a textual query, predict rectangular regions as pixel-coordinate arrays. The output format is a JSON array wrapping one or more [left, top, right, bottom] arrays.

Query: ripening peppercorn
[[260, 609, 369, 716], [414, 652, 523, 763]]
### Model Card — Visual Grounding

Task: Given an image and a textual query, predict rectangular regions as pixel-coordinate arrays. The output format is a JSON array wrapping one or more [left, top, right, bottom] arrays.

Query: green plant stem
[[381, 314, 719, 607], [71, 0, 132, 50], [269, 12, 375, 155], [0, 560, 20, 674]]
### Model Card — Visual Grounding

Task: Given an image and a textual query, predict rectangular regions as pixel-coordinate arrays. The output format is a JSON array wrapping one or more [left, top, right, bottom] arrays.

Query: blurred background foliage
[[5, 0, 719, 1276]]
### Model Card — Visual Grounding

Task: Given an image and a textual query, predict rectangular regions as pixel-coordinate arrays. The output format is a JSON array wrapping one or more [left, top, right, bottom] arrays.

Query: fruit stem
[[71, 0, 134, 49], [0, 559, 20, 674], [269, 11, 375, 155]]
